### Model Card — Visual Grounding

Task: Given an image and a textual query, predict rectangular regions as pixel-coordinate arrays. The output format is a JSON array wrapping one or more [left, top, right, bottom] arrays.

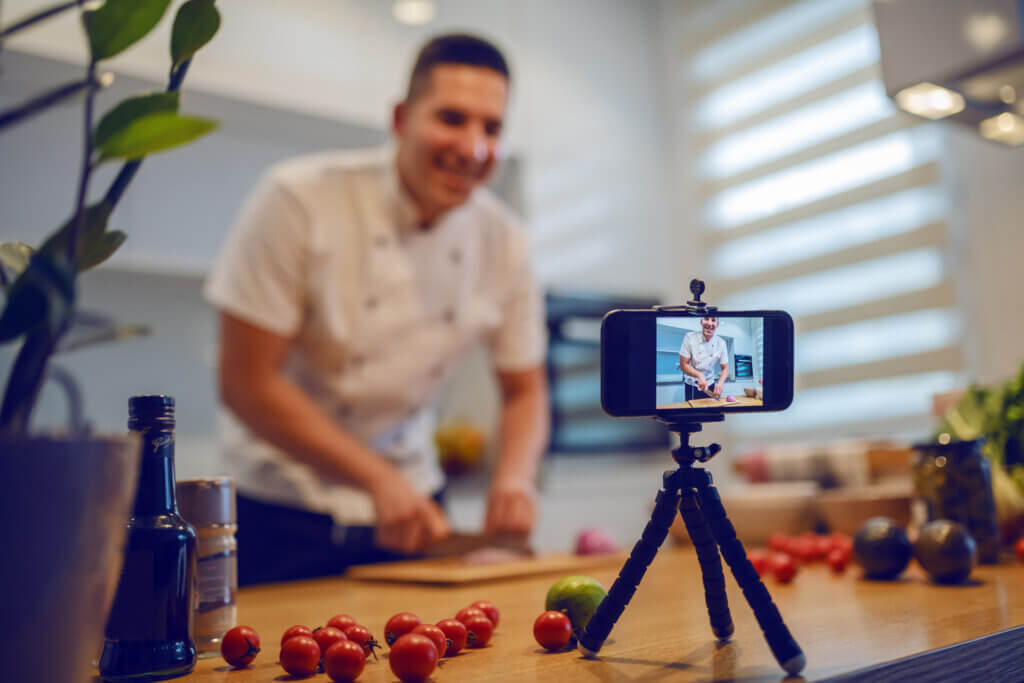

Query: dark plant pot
[[0, 434, 140, 682]]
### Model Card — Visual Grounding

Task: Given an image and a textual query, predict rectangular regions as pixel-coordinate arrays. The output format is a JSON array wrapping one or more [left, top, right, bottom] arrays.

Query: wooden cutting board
[[346, 551, 628, 585], [687, 396, 762, 408]]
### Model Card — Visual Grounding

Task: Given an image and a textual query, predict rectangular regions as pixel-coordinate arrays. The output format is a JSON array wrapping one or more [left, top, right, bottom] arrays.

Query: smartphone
[[601, 309, 794, 417]]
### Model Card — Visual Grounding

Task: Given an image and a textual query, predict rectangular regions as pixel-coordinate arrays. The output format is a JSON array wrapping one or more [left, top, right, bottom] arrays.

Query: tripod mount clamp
[[655, 278, 718, 317]]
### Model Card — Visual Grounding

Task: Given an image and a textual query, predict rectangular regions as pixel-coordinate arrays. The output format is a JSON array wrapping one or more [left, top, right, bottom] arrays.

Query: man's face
[[394, 64, 508, 222], [701, 317, 718, 338]]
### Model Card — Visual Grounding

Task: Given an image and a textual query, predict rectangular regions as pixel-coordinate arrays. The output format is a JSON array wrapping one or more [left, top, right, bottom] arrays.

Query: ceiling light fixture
[[894, 82, 965, 120], [392, 0, 435, 25], [979, 112, 1024, 146]]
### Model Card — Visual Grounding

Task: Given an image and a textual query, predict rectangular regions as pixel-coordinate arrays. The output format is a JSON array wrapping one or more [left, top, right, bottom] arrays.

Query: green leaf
[[79, 230, 126, 271], [94, 92, 180, 149], [96, 112, 217, 162], [83, 0, 172, 61], [0, 250, 75, 344], [170, 0, 221, 69], [0, 242, 35, 290], [39, 202, 114, 272]]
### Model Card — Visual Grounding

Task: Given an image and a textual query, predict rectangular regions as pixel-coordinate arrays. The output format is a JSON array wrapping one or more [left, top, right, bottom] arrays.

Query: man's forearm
[[718, 364, 728, 384], [680, 357, 703, 380], [494, 377, 550, 485], [223, 373, 393, 492]]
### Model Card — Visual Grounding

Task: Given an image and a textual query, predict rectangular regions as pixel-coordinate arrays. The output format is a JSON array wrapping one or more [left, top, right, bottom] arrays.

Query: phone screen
[[656, 315, 764, 410], [600, 309, 793, 417]]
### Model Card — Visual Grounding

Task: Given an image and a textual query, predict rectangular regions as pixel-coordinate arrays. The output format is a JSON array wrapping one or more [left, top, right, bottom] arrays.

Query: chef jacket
[[204, 147, 546, 525], [679, 331, 728, 386]]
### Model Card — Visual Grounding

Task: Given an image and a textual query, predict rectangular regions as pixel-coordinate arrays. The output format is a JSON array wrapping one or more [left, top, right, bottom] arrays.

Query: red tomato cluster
[[747, 531, 854, 583], [220, 600, 500, 682], [385, 600, 499, 682]]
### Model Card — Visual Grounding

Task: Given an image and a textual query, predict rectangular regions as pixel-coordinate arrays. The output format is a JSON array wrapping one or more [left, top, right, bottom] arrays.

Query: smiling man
[[679, 317, 729, 401], [204, 34, 549, 585]]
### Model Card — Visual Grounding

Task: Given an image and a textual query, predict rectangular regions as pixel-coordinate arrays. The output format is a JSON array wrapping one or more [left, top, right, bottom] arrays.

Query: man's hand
[[485, 475, 538, 536], [369, 471, 450, 555], [697, 375, 708, 393], [713, 380, 724, 398]]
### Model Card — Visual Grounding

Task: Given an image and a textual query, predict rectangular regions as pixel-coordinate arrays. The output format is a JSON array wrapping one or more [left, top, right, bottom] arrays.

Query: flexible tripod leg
[[577, 480, 681, 656], [677, 491, 733, 640], [691, 468, 806, 675]]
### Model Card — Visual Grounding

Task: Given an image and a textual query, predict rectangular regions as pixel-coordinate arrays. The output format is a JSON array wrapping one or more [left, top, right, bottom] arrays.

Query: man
[[679, 317, 728, 401], [204, 34, 549, 585]]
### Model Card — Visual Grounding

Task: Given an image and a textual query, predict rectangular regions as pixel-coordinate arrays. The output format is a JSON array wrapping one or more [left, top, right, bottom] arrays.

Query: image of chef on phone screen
[[679, 316, 729, 401]]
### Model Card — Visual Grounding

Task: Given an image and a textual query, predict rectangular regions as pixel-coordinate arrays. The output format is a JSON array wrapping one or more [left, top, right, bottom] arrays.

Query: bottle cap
[[176, 477, 236, 525], [129, 395, 175, 419]]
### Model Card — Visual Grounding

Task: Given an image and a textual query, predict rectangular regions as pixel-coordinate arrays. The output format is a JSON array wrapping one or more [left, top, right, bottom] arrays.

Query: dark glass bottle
[[99, 395, 197, 681]]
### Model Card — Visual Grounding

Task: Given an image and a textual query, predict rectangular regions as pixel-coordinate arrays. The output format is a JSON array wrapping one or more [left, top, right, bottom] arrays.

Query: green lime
[[544, 575, 607, 629], [914, 520, 977, 584]]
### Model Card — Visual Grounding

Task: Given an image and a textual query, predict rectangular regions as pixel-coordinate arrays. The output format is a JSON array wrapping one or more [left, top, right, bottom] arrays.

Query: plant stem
[[0, 77, 92, 132], [69, 61, 97, 267], [0, 328, 59, 435], [0, 0, 81, 39], [105, 58, 193, 208]]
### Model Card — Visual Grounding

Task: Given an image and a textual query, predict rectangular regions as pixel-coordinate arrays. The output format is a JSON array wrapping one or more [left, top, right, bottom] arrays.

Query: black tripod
[[577, 417, 806, 676]]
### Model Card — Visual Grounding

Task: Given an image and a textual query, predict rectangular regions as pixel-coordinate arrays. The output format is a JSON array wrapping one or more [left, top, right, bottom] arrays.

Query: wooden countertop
[[171, 546, 1024, 682]]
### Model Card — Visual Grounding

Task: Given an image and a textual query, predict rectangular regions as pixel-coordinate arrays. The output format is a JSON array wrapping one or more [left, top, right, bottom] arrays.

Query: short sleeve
[[680, 334, 693, 359], [204, 173, 308, 336], [488, 228, 547, 371]]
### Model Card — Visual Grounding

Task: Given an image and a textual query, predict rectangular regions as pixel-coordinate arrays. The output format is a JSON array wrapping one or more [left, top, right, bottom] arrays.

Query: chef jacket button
[[449, 247, 462, 264], [373, 234, 390, 248], [337, 404, 352, 419], [365, 296, 378, 310], [430, 364, 443, 379], [442, 308, 455, 324], [351, 355, 365, 369]]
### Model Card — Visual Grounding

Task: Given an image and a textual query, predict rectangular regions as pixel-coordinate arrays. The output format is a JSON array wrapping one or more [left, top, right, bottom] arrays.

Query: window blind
[[675, 0, 963, 444]]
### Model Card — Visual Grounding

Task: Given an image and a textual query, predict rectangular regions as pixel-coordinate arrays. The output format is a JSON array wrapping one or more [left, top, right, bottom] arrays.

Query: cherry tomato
[[385, 611, 422, 646], [455, 606, 489, 625], [281, 624, 313, 646], [343, 624, 380, 659], [280, 634, 321, 677], [470, 600, 500, 628], [768, 532, 790, 552], [323, 639, 366, 683], [463, 614, 494, 648], [790, 537, 816, 563], [411, 623, 448, 657], [814, 536, 833, 561], [312, 626, 347, 656], [771, 552, 798, 584], [435, 618, 468, 656], [830, 532, 853, 552], [827, 547, 850, 573], [533, 610, 572, 651], [747, 548, 770, 576], [220, 625, 261, 668], [1015, 537, 1024, 564], [327, 614, 359, 632], [389, 633, 438, 683]]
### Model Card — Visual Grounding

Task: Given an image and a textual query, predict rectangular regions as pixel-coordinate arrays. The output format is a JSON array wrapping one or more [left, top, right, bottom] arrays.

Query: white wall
[[946, 127, 1024, 387]]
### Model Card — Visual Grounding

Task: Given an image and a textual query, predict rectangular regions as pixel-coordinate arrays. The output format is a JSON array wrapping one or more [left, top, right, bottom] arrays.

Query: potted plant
[[0, 2, 221, 680]]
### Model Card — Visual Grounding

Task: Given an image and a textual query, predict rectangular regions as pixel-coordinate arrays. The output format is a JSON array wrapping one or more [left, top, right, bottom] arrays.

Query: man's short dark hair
[[406, 33, 510, 102]]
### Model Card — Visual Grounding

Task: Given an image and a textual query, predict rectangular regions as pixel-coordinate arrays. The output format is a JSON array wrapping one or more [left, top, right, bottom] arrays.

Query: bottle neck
[[132, 423, 178, 516]]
